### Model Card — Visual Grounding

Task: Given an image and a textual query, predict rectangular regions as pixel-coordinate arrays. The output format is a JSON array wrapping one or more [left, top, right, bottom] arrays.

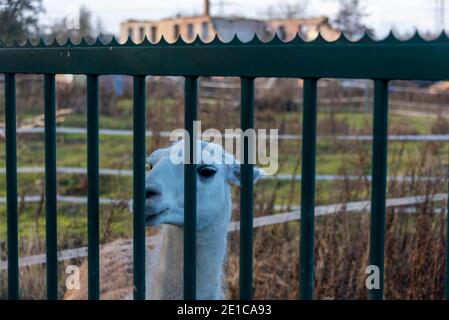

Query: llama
[[64, 140, 263, 300]]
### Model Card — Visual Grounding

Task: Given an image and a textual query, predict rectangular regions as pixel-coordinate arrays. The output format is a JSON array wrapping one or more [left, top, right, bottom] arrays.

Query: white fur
[[137, 140, 263, 299]]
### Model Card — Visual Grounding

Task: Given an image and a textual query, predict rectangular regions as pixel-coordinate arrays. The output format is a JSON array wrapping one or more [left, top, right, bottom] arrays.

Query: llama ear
[[228, 164, 265, 186]]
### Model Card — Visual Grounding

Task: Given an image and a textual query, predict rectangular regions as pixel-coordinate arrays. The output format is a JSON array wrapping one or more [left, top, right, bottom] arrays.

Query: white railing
[[0, 193, 446, 270]]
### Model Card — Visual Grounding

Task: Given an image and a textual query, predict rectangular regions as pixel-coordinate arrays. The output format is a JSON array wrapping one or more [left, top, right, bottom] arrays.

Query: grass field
[[0, 101, 448, 299], [0, 106, 447, 241]]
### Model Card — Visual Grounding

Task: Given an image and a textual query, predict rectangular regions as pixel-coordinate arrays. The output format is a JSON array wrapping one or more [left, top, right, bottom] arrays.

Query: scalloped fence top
[[1, 30, 449, 48]]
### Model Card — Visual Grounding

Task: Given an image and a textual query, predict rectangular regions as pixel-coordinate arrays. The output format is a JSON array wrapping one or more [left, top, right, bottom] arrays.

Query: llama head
[[143, 140, 264, 230]]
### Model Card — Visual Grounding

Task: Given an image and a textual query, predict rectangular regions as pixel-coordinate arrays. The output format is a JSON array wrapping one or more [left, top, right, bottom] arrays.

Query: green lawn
[[0, 106, 446, 248]]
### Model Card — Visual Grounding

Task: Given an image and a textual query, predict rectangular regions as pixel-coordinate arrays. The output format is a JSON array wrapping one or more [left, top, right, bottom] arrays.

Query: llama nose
[[145, 185, 161, 199]]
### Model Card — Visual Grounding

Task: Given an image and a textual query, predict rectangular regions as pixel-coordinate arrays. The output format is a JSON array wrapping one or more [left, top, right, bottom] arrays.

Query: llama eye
[[197, 165, 217, 178]]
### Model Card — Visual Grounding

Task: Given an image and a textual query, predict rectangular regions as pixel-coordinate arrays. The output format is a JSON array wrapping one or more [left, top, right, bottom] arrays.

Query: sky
[[39, 0, 448, 37]]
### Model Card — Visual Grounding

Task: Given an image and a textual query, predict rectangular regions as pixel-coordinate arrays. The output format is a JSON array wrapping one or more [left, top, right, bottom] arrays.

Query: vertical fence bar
[[87, 75, 100, 300], [447, 180, 449, 299], [44, 74, 58, 300], [133, 75, 146, 300], [240, 77, 255, 300], [447, 178, 449, 299], [5, 73, 19, 300], [368, 79, 389, 300], [184, 76, 198, 300], [299, 78, 318, 300]]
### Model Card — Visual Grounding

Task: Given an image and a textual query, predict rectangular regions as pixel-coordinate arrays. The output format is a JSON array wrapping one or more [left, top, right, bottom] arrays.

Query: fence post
[[184, 76, 198, 300], [368, 79, 389, 300], [87, 74, 100, 300], [44, 74, 58, 300], [133, 75, 146, 300], [446, 170, 449, 299], [240, 77, 255, 300], [299, 78, 318, 300], [5, 73, 19, 300]]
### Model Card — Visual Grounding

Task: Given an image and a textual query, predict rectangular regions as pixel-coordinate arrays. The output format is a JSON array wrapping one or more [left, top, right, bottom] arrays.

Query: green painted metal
[[184, 76, 198, 300], [133, 75, 147, 300], [447, 184, 449, 300], [1, 34, 449, 300], [447, 181, 449, 300], [299, 79, 318, 300], [5, 73, 19, 300], [368, 80, 389, 300], [1, 34, 449, 80], [240, 77, 255, 300], [44, 74, 58, 300], [87, 74, 100, 300]]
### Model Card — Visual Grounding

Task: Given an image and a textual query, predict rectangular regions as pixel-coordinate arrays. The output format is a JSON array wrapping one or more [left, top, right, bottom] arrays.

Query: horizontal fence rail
[[0, 166, 443, 181], [1, 193, 447, 211], [1, 34, 449, 79], [1, 34, 449, 300], [0, 167, 443, 183], [0, 194, 447, 270], [4, 126, 449, 141], [1, 193, 445, 271]]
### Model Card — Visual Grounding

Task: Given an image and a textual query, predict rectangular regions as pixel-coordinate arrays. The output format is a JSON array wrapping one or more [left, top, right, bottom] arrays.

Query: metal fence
[[1, 33, 449, 300]]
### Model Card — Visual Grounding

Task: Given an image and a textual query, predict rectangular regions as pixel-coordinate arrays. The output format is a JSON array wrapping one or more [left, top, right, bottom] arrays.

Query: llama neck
[[148, 220, 229, 300]]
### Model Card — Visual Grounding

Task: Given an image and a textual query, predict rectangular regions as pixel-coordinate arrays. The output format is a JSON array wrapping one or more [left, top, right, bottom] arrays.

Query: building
[[119, 0, 339, 44], [265, 17, 338, 41]]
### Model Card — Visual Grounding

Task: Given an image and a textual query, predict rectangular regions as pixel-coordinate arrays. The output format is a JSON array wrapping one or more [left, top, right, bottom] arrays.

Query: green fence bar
[[133, 75, 146, 300], [299, 78, 318, 300], [368, 79, 389, 300], [87, 74, 100, 300], [447, 179, 449, 299], [240, 77, 255, 300], [44, 74, 58, 300], [184, 76, 198, 300], [5, 73, 19, 300]]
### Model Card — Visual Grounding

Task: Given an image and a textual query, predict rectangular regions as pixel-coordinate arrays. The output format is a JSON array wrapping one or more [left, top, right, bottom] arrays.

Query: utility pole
[[435, 0, 446, 31], [442, 0, 446, 31], [204, 0, 210, 16]]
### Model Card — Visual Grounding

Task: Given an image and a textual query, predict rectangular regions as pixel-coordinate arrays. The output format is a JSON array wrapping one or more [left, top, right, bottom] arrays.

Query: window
[[299, 25, 309, 37], [128, 27, 133, 39], [202, 22, 209, 39], [139, 27, 145, 41], [174, 24, 180, 39], [187, 23, 194, 39], [151, 26, 157, 43], [278, 25, 287, 40]]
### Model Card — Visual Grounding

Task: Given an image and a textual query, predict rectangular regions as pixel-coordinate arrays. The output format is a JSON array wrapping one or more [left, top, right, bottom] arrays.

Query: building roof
[[120, 15, 328, 26]]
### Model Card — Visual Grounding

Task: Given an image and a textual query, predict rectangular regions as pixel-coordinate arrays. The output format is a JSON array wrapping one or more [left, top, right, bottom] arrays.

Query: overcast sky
[[40, 0, 447, 37]]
